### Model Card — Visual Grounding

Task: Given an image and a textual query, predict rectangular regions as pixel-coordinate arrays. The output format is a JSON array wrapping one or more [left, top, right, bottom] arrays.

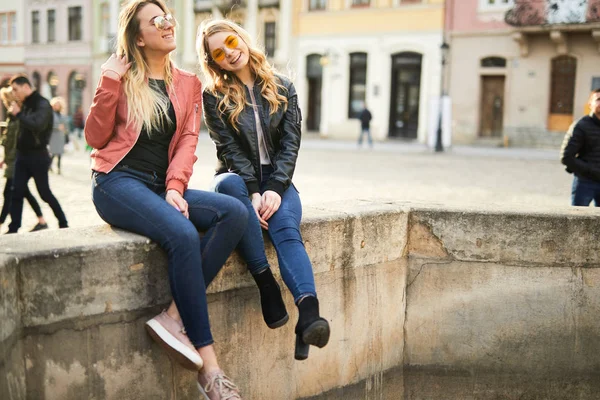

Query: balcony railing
[[505, 0, 600, 27]]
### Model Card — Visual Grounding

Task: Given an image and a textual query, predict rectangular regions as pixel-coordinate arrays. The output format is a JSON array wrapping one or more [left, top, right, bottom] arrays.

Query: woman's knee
[[213, 173, 247, 197]]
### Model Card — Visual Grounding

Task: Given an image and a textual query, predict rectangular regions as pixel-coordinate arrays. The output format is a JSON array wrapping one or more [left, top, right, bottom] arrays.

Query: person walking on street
[[199, 19, 330, 361], [72, 105, 84, 139], [49, 97, 68, 174], [358, 103, 373, 148], [0, 86, 48, 233], [561, 88, 600, 206], [86, 2, 248, 399], [6, 74, 68, 233]]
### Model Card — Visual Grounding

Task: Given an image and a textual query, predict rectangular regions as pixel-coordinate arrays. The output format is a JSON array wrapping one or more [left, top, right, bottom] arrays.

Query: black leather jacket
[[16, 90, 53, 154], [203, 75, 302, 196], [561, 114, 600, 182]]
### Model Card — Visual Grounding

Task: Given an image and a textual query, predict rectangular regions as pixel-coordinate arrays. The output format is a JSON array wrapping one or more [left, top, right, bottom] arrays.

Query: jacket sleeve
[[166, 78, 202, 195], [561, 119, 600, 180], [84, 75, 121, 149], [203, 90, 260, 194], [264, 81, 301, 197], [16, 100, 52, 134]]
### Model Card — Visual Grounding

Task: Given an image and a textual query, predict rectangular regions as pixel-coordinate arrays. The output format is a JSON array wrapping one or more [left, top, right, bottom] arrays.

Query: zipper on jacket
[[247, 86, 263, 185]]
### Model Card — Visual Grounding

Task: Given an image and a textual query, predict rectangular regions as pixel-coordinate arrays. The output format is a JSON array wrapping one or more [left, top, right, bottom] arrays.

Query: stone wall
[[1, 201, 599, 399]]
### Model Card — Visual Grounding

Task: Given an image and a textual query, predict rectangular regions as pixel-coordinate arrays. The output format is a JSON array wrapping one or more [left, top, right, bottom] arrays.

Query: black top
[[561, 113, 600, 182], [16, 90, 53, 154], [359, 109, 372, 129], [121, 79, 176, 180]]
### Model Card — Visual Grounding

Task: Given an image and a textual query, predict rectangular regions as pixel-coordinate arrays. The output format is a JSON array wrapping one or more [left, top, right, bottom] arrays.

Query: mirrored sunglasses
[[211, 35, 239, 62], [152, 14, 176, 30]]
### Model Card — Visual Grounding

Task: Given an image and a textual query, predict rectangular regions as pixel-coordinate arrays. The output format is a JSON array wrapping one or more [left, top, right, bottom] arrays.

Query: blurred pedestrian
[[561, 88, 600, 206], [199, 19, 330, 362], [49, 97, 68, 174], [357, 102, 373, 148], [72, 105, 84, 139], [86, 1, 247, 398], [6, 74, 68, 233], [0, 86, 48, 232]]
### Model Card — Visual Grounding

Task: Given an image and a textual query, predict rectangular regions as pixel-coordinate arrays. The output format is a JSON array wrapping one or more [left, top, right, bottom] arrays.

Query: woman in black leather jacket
[[198, 19, 330, 360]]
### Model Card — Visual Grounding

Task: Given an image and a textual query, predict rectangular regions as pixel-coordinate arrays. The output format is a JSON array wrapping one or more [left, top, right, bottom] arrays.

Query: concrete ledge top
[[1, 199, 599, 257]]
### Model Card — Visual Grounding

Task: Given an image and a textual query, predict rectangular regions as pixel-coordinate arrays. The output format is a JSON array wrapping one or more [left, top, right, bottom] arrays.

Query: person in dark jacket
[[7, 74, 68, 233], [0, 86, 48, 232], [561, 88, 600, 206], [358, 103, 373, 148], [199, 19, 330, 361]]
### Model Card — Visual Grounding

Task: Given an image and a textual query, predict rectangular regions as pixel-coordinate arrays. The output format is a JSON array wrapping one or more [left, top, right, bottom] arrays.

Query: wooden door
[[548, 55, 576, 131], [479, 76, 505, 137], [389, 52, 422, 139]]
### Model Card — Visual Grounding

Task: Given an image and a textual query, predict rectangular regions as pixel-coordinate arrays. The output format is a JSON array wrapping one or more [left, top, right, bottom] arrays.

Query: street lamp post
[[435, 41, 450, 152]]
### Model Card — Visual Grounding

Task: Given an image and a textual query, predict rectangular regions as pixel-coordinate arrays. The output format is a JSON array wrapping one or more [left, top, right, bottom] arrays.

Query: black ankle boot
[[294, 296, 330, 360], [252, 268, 289, 329]]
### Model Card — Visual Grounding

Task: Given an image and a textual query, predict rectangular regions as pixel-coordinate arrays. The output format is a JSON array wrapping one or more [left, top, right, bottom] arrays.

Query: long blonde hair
[[0, 86, 15, 109], [197, 19, 287, 131], [117, 0, 174, 132]]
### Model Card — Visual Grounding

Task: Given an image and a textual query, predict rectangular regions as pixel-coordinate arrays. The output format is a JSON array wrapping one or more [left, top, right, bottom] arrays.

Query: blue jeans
[[358, 128, 372, 147], [92, 166, 248, 347], [211, 166, 317, 303], [571, 176, 600, 206], [9, 151, 68, 232]]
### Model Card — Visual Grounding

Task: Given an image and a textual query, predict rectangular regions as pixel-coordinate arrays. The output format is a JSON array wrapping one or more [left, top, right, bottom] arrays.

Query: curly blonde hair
[[116, 0, 174, 133], [197, 19, 287, 131]]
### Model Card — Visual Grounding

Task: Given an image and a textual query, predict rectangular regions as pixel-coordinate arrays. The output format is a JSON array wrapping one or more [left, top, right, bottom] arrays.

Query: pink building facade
[[446, 0, 600, 147], [24, 0, 93, 120]]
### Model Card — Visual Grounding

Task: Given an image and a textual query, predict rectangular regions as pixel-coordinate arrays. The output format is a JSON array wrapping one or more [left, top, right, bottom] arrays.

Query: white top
[[247, 86, 271, 166]]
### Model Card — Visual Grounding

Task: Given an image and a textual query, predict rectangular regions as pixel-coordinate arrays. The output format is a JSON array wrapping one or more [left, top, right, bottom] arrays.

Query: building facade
[[24, 0, 93, 119], [0, 0, 26, 118], [447, 0, 600, 147], [294, 0, 444, 142]]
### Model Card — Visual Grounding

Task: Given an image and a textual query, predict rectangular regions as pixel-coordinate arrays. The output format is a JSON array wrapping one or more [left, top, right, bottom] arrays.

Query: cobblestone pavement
[[0, 134, 575, 234]]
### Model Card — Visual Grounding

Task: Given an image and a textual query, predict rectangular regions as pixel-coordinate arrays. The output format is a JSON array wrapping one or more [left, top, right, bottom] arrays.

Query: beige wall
[[449, 30, 600, 144]]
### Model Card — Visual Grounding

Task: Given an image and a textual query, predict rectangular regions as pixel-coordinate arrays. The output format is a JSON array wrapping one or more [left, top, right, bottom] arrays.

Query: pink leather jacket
[[85, 67, 202, 195]]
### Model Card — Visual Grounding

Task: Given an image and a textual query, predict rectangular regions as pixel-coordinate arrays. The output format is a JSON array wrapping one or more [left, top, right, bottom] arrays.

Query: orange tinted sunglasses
[[211, 35, 239, 62]]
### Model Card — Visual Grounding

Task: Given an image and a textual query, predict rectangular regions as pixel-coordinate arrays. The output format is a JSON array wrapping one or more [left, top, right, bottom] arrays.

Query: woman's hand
[[101, 53, 131, 81], [166, 189, 189, 219], [251, 193, 269, 230], [260, 190, 281, 221]]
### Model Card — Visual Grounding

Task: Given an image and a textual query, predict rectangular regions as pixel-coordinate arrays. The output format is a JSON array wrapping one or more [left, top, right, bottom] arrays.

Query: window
[[309, 0, 326, 11], [32, 71, 41, 91], [351, 0, 369, 7], [550, 56, 576, 115], [47, 9, 56, 43], [100, 2, 110, 37], [9, 13, 16, 43], [68, 6, 83, 41], [0, 14, 7, 45], [32, 11, 40, 43], [264, 22, 276, 57], [479, 0, 513, 11], [481, 57, 507, 68], [348, 52, 368, 119]]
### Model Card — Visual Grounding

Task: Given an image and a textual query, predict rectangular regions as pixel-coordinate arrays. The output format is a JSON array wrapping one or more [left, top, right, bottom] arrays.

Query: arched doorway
[[68, 71, 84, 117], [306, 54, 323, 132], [479, 56, 507, 137], [389, 52, 422, 138], [548, 55, 577, 132], [32, 71, 41, 92], [47, 71, 59, 98]]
